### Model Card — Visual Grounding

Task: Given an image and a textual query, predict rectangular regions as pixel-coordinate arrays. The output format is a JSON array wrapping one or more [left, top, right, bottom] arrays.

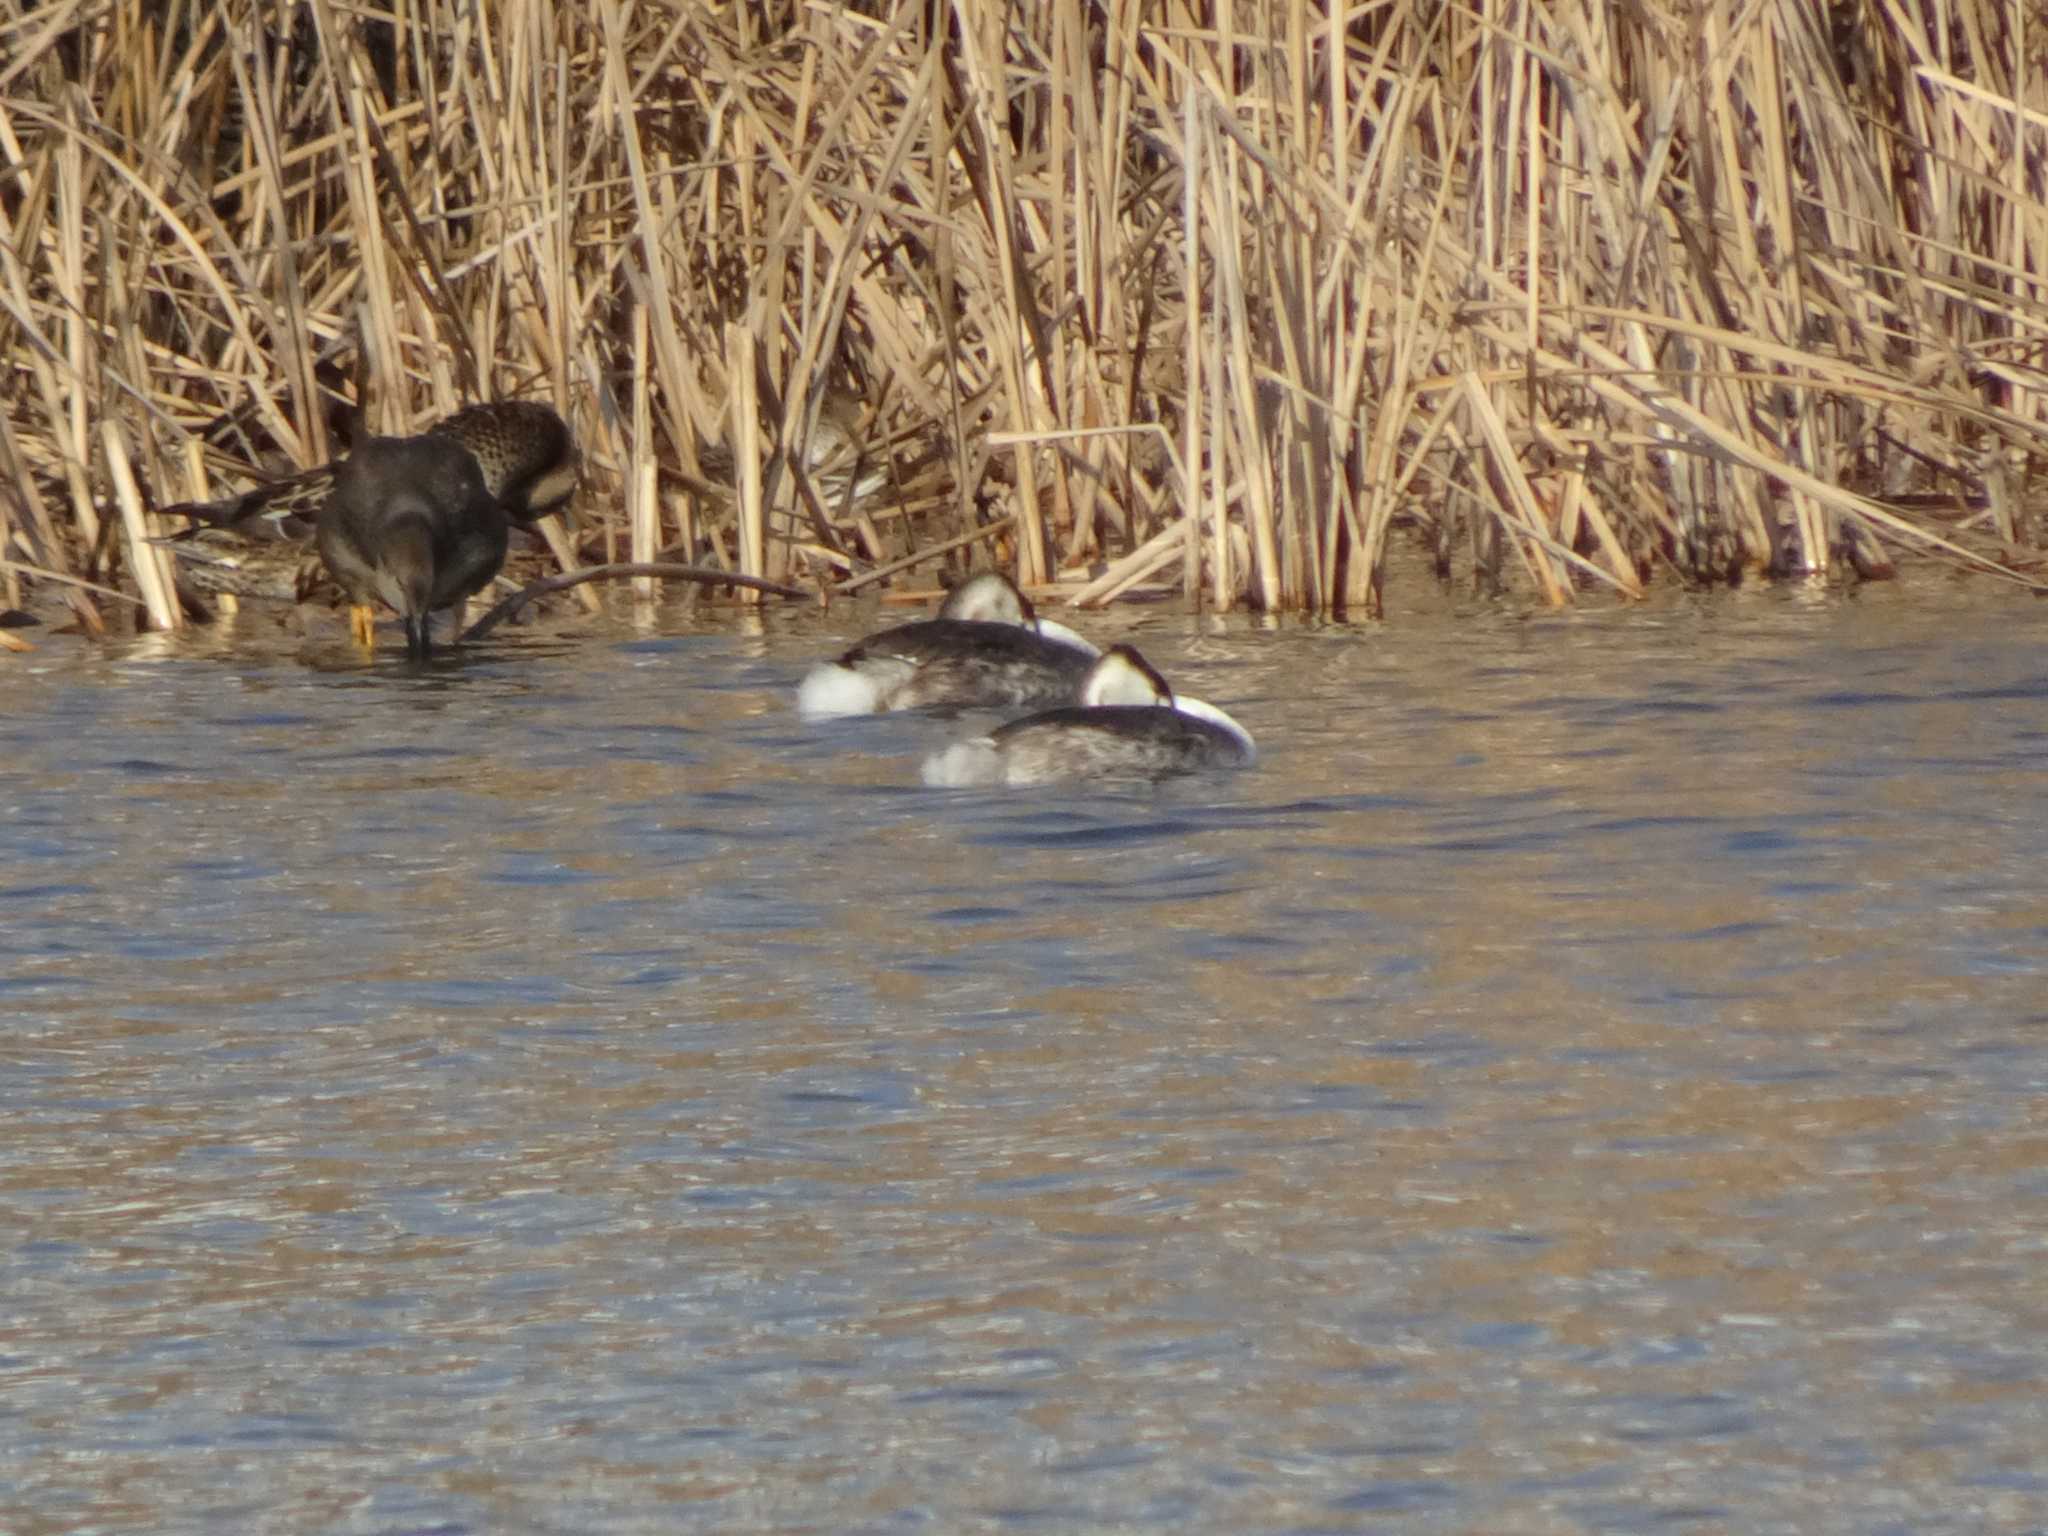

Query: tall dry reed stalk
[[3, 0, 2047, 631]]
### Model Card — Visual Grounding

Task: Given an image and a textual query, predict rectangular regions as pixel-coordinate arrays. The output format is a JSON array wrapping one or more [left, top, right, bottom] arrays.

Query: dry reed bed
[[2, 0, 2046, 634]]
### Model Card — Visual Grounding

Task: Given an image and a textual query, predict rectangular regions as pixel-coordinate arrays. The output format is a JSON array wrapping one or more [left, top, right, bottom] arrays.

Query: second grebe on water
[[921, 644, 1255, 786]]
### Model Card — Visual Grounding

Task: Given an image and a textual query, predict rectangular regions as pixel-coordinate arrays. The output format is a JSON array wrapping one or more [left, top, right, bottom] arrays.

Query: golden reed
[[4, 0, 2046, 636]]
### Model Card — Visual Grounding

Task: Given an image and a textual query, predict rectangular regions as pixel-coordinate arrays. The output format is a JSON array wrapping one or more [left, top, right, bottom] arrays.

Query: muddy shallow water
[[3, 579, 2045, 1533]]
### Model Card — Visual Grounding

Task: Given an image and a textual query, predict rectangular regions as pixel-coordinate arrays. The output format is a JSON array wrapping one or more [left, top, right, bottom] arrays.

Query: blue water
[[2, 583, 2044, 1533]]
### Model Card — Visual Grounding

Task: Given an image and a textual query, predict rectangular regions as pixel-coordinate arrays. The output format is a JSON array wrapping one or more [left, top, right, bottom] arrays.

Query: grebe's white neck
[[938, 571, 1033, 625], [1080, 645, 1173, 708]]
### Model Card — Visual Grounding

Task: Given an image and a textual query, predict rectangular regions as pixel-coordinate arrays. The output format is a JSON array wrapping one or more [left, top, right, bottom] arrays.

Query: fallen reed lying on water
[[4, 0, 2047, 637]]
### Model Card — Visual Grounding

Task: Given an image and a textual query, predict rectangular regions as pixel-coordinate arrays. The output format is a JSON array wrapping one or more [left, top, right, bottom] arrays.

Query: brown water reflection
[[2, 579, 2045, 1533]]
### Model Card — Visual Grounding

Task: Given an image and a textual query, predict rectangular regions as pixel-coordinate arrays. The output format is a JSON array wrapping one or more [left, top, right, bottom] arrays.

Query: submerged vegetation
[[4, 0, 2048, 633]]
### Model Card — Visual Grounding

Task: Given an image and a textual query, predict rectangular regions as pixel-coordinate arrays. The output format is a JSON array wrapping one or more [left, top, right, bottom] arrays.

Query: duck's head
[[436, 401, 580, 525], [1080, 644, 1174, 708], [366, 495, 440, 618], [938, 571, 1034, 626]]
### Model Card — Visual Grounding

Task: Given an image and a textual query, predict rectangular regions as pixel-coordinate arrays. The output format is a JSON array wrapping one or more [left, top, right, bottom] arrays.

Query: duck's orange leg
[[349, 604, 378, 648]]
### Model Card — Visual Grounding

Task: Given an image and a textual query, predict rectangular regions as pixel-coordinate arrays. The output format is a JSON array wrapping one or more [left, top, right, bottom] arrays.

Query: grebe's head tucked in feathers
[[921, 644, 1255, 787], [798, 571, 1100, 718], [938, 572, 1037, 625]]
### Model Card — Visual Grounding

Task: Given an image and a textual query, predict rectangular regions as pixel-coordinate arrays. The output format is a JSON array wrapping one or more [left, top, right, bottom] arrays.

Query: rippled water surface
[[3, 582, 2046, 1534]]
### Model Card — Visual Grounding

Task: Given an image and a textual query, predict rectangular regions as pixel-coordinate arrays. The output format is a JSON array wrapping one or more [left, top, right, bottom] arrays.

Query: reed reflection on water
[[1, 582, 2044, 1534]]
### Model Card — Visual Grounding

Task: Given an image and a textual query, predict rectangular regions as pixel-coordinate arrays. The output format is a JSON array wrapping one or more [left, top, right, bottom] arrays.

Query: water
[[3, 582, 2045, 1534]]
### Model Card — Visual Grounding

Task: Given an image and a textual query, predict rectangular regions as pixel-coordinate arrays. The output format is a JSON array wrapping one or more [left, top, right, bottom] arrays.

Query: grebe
[[921, 644, 1255, 786], [797, 571, 1100, 718], [315, 435, 509, 657]]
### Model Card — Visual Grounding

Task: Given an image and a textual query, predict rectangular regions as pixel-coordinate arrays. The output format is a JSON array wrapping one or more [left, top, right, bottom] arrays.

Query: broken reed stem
[[460, 562, 808, 644]]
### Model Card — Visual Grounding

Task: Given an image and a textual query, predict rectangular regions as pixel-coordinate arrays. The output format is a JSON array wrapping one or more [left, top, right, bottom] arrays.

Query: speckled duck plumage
[[157, 400, 577, 603]]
